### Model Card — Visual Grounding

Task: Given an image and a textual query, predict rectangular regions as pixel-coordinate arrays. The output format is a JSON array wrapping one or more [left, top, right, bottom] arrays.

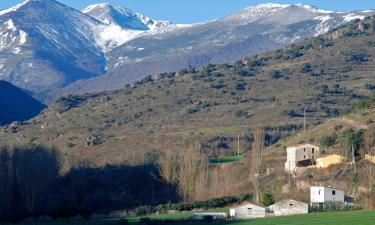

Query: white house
[[310, 186, 344, 206], [229, 202, 266, 219], [271, 199, 309, 216], [285, 144, 320, 174]]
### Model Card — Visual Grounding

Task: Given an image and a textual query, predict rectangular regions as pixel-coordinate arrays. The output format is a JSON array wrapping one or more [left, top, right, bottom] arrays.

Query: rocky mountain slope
[[0, 0, 373, 102], [62, 3, 375, 95], [0, 16, 374, 169], [0, 80, 46, 125]]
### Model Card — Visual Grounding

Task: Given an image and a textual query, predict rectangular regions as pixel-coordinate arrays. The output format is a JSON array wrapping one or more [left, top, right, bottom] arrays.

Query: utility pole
[[237, 135, 240, 156], [304, 105, 307, 132], [352, 144, 356, 174]]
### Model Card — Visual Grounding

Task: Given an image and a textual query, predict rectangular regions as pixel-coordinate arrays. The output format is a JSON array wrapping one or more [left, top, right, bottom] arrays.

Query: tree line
[[0, 145, 179, 222]]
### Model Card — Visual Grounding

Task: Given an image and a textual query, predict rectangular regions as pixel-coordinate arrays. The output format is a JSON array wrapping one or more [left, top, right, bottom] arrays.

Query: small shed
[[229, 202, 265, 219], [271, 199, 308, 216], [316, 154, 344, 169]]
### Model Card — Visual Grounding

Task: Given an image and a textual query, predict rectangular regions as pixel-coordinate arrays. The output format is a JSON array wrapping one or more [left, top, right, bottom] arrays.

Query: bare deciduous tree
[[363, 127, 375, 193], [249, 128, 265, 205]]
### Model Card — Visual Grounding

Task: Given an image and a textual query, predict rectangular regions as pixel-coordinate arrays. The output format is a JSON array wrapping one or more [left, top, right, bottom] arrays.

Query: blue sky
[[1, 0, 375, 23]]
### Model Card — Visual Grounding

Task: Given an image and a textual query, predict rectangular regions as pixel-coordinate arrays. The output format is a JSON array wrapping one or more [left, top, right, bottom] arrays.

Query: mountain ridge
[[0, 0, 374, 103]]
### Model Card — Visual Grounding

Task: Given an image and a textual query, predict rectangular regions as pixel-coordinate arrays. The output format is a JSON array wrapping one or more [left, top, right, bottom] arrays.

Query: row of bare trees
[[157, 144, 209, 201], [156, 128, 267, 203], [0, 145, 60, 220]]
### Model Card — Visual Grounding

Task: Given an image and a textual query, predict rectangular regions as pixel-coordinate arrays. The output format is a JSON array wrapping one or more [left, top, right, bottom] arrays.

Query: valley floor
[[9, 211, 375, 225]]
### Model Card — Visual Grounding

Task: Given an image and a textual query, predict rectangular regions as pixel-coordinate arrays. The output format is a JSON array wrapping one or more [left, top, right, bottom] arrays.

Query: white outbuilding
[[229, 202, 266, 219], [310, 186, 344, 206]]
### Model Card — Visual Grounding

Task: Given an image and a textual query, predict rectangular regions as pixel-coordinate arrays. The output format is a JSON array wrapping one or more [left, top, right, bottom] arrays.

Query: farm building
[[270, 199, 308, 216], [229, 202, 266, 219], [310, 186, 344, 206], [285, 144, 320, 174], [192, 212, 227, 221], [365, 154, 375, 163], [365, 149, 375, 163], [316, 154, 344, 169]]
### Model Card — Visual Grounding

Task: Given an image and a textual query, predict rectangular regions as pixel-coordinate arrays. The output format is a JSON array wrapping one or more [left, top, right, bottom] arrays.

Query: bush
[[238, 70, 255, 77], [235, 110, 248, 117], [136, 194, 252, 216], [185, 107, 199, 115], [261, 191, 275, 207], [301, 63, 313, 73], [137, 206, 156, 216], [210, 83, 226, 89], [320, 134, 337, 147], [270, 71, 283, 79], [235, 82, 246, 91]]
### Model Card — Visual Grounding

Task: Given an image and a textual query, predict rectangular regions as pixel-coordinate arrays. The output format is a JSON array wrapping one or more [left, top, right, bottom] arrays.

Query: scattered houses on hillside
[[270, 199, 308, 216], [285, 143, 320, 174], [316, 154, 344, 169], [229, 202, 266, 219]]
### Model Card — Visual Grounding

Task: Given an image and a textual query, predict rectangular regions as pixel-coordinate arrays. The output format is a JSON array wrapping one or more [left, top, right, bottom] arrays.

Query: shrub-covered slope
[[0, 17, 374, 168]]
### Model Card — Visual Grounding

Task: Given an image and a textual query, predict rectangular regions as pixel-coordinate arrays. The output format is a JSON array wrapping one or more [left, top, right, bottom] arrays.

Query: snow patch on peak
[[314, 15, 333, 36], [4, 19, 16, 31], [0, 0, 31, 16], [294, 4, 334, 14], [81, 3, 110, 14], [19, 30, 28, 44], [315, 15, 331, 22], [250, 3, 290, 9], [225, 2, 289, 23], [343, 14, 365, 22]]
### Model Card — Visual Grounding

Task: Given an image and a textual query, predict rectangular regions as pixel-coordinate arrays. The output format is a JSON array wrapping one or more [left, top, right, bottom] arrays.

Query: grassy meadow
[[8, 211, 375, 225]]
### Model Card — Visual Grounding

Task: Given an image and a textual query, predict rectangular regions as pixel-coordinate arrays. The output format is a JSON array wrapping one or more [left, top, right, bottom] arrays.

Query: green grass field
[[209, 155, 244, 164], [10, 211, 375, 225]]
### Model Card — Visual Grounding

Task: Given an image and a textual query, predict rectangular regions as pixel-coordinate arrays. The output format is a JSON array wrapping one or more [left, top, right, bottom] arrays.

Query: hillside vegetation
[[0, 17, 374, 170]]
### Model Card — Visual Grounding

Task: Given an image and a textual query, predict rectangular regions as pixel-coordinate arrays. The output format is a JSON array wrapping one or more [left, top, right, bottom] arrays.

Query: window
[[289, 203, 294, 206], [332, 190, 336, 195], [312, 148, 315, 154], [304, 155, 306, 159], [304, 148, 306, 152], [318, 190, 321, 195]]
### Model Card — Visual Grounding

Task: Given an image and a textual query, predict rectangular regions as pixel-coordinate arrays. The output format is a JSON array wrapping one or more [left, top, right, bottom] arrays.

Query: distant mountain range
[[0, 80, 45, 125], [0, 0, 373, 102]]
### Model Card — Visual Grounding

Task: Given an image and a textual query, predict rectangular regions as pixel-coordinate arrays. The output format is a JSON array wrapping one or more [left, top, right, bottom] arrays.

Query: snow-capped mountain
[[82, 3, 190, 52], [0, 0, 373, 102], [0, 0, 105, 97], [69, 3, 373, 94]]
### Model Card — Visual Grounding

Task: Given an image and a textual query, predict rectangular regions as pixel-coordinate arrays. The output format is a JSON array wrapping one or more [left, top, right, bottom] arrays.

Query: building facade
[[285, 144, 320, 174], [316, 154, 344, 169], [229, 203, 266, 219], [271, 199, 308, 216], [310, 186, 344, 206]]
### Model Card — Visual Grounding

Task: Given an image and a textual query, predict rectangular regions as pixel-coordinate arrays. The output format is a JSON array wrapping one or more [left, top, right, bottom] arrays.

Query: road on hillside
[[332, 118, 368, 131]]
